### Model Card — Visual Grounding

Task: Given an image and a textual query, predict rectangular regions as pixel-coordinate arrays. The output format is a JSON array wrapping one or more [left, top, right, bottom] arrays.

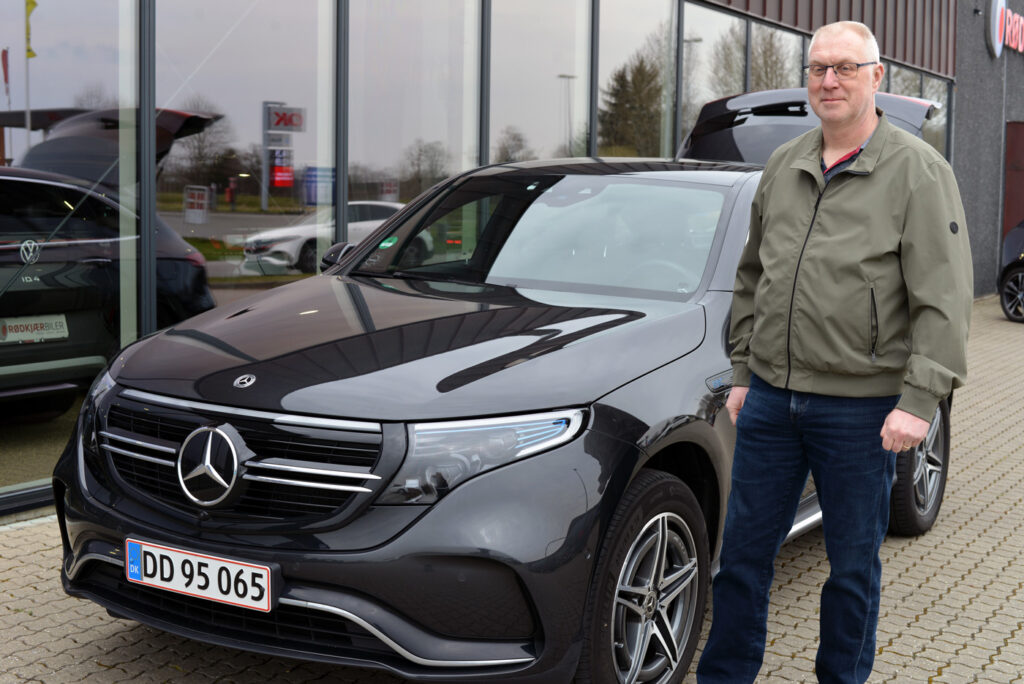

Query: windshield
[[351, 173, 727, 298]]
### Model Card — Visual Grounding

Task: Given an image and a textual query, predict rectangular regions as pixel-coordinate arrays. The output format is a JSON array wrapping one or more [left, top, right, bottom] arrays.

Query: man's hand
[[725, 386, 748, 426], [880, 408, 930, 453]]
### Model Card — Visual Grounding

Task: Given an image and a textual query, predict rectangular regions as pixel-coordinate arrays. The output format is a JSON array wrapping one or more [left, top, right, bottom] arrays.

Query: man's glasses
[[803, 62, 878, 80]]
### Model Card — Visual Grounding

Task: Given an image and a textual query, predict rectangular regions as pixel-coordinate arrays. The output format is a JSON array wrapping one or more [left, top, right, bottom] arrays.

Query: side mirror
[[320, 242, 356, 271]]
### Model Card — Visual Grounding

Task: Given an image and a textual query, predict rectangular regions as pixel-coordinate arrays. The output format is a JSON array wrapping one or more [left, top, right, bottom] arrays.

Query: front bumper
[[54, 420, 635, 682]]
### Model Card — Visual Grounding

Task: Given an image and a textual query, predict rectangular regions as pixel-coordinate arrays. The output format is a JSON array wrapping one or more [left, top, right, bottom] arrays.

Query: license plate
[[125, 538, 273, 612], [0, 314, 69, 344]]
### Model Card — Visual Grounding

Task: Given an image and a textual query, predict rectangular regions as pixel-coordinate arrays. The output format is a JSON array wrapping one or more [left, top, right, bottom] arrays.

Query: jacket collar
[[790, 107, 892, 189]]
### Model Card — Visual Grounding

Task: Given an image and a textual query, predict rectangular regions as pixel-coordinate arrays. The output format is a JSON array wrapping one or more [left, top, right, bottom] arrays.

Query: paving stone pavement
[[1, 295, 1021, 683]]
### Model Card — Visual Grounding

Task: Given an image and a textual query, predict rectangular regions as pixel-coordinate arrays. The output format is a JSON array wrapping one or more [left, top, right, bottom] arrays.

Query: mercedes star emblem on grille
[[233, 374, 257, 388], [19, 239, 41, 265], [177, 426, 239, 507]]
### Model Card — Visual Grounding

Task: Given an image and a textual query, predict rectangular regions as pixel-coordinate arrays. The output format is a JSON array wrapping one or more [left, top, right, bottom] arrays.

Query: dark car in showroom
[[0, 167, 215, 417], [0, 108, 220, 417], [53, 93, 951, 683]]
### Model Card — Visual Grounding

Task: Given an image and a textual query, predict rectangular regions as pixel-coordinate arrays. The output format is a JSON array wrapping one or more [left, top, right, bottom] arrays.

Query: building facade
[[0, 0, 1012, 512]]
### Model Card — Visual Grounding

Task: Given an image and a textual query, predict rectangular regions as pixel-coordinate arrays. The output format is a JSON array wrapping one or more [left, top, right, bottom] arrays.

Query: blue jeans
[[696, 374, 898, 684]]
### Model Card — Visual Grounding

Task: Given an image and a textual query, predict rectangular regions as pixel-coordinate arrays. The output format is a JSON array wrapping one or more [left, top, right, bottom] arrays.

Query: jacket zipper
[[785, 180, 829, 388], [870, 286, 878, 361]]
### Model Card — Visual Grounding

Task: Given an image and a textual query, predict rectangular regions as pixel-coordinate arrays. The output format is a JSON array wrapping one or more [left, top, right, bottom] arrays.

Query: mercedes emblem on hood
[[177, 426, 240, 507]]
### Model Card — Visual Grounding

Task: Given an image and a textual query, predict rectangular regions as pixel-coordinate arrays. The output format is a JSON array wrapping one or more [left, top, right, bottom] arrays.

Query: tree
[[553, 125, 590, 158], [236, 142, 264, 180], [171, 94, 234, 187], [679, 33, 704, 144], [596, 20, 677, 157], [493, 126, 535, 162], [889, 67, 922, 98], [402, 139, 449, 198], [598, 55, 664, 157], [708, 23, 747, 99], [749, 25, 802, 92], [72, 82, 118, 109], [709, 23, 802, 96]]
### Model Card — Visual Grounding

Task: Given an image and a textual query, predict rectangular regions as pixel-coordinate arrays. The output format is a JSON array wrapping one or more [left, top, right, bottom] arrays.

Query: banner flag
[[26, 0, 38, 59], [2, 49, 9, 97]]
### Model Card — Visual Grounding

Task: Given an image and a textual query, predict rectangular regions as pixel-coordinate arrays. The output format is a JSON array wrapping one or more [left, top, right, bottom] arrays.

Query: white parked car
[[243, 201, 404, 274]]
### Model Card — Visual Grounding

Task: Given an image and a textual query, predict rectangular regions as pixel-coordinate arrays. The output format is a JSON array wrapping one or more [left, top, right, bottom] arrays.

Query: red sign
[[272, 166, 294, 188], [989, 0, 1024, 58], [266, 105, 306, 132], [185, 188, 206, 210]]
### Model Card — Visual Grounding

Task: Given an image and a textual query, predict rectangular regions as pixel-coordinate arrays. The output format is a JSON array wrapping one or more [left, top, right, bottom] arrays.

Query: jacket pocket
[[869, 284, 878, 362]]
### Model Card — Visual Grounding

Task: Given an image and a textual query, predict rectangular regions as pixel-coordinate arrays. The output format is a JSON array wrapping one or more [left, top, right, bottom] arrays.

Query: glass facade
[[1, 1, 137, 502], [921, 75, 950, 157], [597, 0, 677, 158], [490, 0, 590, 159], [0, 1, 955, 510], [681, 2, 746, 138], [351, 1, 479, 196], [749, 22, 803, 92], [156, 1, 336, 286]]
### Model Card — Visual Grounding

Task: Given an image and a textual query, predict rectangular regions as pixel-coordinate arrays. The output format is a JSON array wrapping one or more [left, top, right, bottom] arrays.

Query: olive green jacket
[[729, 111, 973, 421]]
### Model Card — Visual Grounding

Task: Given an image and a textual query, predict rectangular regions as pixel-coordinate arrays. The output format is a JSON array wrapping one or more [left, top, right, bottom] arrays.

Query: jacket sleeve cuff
[[896, 385, 941, 422], [732, 363, 752, 387]]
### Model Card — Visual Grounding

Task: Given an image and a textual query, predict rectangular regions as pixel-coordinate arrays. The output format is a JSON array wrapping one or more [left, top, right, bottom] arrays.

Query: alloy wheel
[[1002, 268, 1024, 322], [610, 512, 700, 684], [912, 406, 945, 515]]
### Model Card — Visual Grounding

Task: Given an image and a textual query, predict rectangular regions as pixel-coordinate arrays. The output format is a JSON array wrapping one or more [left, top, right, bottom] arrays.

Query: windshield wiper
[[348, 268, 484, 286]]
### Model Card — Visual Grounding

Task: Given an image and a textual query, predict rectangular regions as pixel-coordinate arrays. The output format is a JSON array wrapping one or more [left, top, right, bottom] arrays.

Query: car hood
[[113, 275, 706, 421], [245, 220, 383, 244], [245, 223, 318, 243]]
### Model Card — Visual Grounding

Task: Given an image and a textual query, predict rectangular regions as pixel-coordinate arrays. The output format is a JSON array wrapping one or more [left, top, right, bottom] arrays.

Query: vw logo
[[233, 374, 257, 389], [19, 240, 41, 265], [177, 426, 239, 507]]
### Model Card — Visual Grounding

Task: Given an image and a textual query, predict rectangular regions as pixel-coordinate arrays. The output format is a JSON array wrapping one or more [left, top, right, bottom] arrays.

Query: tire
[[576, 470, 709, 684], [297, 241, 317, 274], [888, 399, 950, 536], [1000, 265, 1024, 323]]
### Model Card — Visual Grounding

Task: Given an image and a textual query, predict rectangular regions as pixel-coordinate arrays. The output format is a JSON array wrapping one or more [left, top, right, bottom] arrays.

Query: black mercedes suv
[[54, 91, 950, 683]]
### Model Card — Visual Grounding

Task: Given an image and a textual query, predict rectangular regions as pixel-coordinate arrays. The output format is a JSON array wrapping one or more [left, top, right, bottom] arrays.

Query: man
[[696, 21, 972, 684]]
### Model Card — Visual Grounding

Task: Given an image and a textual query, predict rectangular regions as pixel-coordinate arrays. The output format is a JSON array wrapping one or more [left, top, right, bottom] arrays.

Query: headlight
[[378, 409, 585, 504], [81, 370, 116, 454]]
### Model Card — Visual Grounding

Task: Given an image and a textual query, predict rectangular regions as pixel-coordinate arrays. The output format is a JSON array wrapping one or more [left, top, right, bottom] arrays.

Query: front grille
[[100, 400, 383, 522], [76, 562, 397, 663]]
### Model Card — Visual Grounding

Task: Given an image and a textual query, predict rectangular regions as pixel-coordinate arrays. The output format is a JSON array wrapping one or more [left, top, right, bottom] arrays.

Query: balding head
[[808, 21, 880, 64]]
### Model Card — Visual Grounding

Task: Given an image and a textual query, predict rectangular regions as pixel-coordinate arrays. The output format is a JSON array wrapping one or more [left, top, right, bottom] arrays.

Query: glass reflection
[[156, 1, 335, 288], [681, 2, 746, 138], [887, 64, 922, 98], [749, 23, 802, 92], [922, 75, 949, 157], [0, 0, 136, 494], [597, 0, 677, 158], [350, 0, 478, 206], [491, 0, 589, 159]]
